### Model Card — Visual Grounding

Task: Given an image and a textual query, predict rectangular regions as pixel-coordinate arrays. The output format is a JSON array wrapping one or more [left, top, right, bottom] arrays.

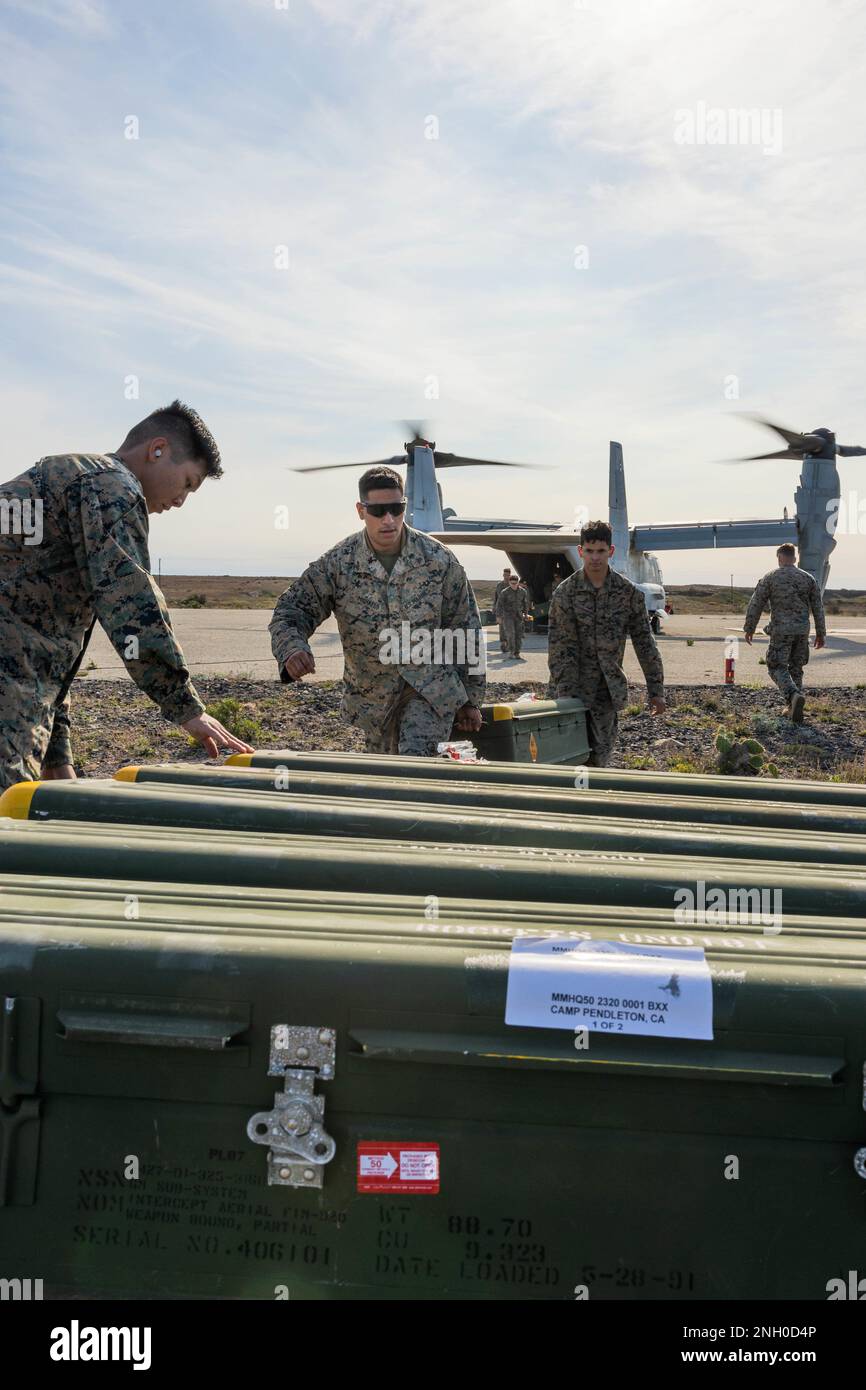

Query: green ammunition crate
[[471, 698, 590, 765], [1, 876, 865, 1301]]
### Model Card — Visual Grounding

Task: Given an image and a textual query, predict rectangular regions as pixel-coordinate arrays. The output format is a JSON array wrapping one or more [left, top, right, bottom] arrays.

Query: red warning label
[[357, 1142, 440, 1193]]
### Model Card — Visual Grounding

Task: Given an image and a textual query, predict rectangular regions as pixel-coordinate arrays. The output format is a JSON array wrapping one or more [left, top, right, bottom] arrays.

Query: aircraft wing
[[429, 529, 581, 553]]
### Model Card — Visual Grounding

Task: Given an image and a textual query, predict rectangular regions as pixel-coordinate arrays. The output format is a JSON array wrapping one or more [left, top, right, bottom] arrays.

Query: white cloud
[[1, 0, 865, 583]]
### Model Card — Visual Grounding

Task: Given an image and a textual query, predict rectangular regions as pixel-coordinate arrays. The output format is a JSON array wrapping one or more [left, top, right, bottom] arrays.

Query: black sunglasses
[[361, 501, 406, 517]]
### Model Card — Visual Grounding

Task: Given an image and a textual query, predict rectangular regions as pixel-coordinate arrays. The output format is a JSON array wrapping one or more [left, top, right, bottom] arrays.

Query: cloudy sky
[[2, 0, 866, 584]]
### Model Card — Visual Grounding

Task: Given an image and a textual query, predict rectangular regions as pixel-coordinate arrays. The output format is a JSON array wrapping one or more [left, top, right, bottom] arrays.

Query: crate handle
[[57, 1008, 246, 1051], [349, 1028, 843, 1087]]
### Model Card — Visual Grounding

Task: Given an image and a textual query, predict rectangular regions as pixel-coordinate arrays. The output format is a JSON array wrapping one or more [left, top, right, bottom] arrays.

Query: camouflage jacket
[[547, 566, 665, 708], [744, 565, 826, 639], [0, 454, 204, 772], [269, 525, 485, 732], [495, 586, 530, 621]]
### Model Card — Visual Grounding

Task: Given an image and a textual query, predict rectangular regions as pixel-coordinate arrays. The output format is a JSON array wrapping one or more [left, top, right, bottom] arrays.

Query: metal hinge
[[246, 1025, 336, 1189]]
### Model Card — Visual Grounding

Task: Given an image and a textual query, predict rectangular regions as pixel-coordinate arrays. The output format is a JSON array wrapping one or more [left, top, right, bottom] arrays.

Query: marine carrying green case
[[471, 698, 590, 765], [2, 874, 866, 1301]]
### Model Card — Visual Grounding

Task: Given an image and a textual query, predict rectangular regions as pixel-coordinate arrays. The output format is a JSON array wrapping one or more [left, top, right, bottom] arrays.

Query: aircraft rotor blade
[[735, 413, 822, 454], [432, 451, 535, 469], [723, 448, 805, 463], [402, 419, 432, 444], [288, 456, 405, 474]]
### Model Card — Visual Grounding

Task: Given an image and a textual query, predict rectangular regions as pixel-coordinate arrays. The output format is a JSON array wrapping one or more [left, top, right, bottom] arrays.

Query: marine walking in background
[[743, 542, 826, 723], [0, 400, 251, 791], [495, 573, 530, 659], [270, 465, 485, 756], [547, 520, 665, 766]]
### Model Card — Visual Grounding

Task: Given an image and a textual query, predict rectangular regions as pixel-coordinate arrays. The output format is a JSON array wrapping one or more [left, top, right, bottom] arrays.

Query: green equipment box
[[471, 698, 589, 765], [2, 875, 866, 1301]]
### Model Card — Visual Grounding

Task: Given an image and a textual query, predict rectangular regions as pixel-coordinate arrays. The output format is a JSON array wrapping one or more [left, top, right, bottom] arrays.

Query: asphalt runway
[[80, 612, 866, 687]]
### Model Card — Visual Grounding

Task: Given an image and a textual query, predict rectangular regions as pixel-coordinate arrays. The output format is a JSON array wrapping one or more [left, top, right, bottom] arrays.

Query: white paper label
[[505, 938, 714, 1040]]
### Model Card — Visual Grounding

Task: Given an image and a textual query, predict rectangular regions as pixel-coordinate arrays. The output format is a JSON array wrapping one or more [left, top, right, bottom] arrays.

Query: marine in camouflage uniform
[[270, 521, 485, 757], [548, 560, 665, 767], [494, 569, 513, 648], [0, 403, 248, 791], [744, 548, 826, 720], [495, 579, 530, 658]]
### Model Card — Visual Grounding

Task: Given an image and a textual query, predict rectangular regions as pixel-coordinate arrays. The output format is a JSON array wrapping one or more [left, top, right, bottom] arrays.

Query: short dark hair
[[777, 543, 796, 558], [580, 519, 612, 546], [359, 465, 403, 500], [121, 399, 222, 478]]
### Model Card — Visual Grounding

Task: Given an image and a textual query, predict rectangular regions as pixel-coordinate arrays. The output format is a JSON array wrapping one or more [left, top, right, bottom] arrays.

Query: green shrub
[[202, 697, 263, 745]]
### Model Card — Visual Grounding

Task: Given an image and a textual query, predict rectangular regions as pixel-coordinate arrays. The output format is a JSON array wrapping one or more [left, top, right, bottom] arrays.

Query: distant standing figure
[[494, 566, 513, 649], [743, 543, 826, 724], [495, 575, 530, 659]]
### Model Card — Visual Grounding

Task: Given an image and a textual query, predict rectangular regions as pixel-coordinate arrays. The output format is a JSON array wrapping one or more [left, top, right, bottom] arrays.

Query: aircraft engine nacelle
[[638, 582, 666, 615]]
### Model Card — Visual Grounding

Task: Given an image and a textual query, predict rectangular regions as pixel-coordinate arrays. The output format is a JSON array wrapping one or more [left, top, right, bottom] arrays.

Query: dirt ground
[[68, 678, 866, 783], [158, 575, 866, 616]]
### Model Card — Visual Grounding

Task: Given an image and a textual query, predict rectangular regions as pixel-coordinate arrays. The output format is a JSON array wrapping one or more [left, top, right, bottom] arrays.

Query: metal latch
[[246, 1025, 336, 1189]]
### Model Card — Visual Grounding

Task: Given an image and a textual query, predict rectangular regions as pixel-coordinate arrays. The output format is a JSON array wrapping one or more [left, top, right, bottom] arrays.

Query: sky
[[2, 0, 866, 585]]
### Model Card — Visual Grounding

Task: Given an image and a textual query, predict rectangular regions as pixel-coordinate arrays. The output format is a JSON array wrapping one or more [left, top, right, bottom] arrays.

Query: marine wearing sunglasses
[[355, 487, 408, 555]]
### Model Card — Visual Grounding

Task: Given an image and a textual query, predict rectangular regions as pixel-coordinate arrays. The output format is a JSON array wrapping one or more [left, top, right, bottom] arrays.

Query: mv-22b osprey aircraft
[[293, 417, 863, 634]]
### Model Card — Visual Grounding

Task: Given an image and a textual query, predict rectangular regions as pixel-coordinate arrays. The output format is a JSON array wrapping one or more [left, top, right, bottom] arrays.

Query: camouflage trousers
[[766, 634, 810, 700], [585, 684, 619, 768], [364, 685, 457, 757], [500, 615, 525, 656], [0, 733, 40, 792]]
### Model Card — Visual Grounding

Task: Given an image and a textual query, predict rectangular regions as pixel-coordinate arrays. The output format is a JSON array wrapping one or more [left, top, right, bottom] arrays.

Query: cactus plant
[[715, 726, 774, 777]]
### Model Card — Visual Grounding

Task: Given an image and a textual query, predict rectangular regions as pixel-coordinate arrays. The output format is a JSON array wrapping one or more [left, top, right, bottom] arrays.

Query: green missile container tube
[[3, 778, 865, 868], [227, 748, 866, 807], [0, 816, 864, 917], [2, 871, 866, 953], [117, 762, 866, 837]]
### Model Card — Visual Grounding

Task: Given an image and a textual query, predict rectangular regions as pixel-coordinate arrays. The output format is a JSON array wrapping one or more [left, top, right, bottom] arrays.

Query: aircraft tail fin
[[608, 440, 629, 569], [407, 445, 444, 531]]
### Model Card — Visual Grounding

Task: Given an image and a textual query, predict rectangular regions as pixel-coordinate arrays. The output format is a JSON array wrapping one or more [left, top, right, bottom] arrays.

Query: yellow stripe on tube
[[0, 781, 41, 819]]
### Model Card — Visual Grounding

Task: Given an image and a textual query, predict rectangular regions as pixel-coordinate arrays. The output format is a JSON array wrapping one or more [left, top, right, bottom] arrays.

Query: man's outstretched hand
[[182, 714, 255, 758], [283, 650, 316, 680]]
